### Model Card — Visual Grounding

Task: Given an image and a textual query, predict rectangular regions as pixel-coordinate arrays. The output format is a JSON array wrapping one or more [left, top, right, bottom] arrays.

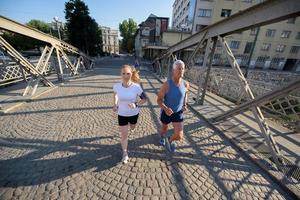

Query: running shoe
[[165, 137, 171, 152], [170, 142, 177, 153], [121, 152, 129, 164], [159, 135, 166, 146]]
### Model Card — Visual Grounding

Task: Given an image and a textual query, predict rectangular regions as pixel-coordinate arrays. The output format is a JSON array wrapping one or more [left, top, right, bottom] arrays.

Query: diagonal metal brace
[[218, 36, 283, 169]]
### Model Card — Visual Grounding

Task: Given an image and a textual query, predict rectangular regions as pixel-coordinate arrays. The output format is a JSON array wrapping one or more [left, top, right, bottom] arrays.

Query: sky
[[0, 0, 174, 29]]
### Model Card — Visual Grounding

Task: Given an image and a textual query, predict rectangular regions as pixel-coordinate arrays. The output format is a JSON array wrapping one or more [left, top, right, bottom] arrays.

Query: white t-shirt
[[113, 82, 143, 116]]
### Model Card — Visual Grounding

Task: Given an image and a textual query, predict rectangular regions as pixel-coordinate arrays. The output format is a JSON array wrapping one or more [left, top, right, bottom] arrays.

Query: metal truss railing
[[0, 15, 94, 96], [151, 0, 300, 171]]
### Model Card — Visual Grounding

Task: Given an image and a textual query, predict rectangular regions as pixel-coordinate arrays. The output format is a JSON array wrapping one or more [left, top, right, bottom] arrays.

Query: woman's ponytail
[[131, 68, 140, 83]]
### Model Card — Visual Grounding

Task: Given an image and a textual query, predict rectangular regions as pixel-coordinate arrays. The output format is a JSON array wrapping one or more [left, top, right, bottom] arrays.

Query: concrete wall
[[161, 31, 192, 46]]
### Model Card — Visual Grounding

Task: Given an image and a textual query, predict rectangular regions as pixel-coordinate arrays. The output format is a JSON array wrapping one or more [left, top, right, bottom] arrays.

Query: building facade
[[99, 26, 119, 55], [135, 14, 169, 58], [171, 0, 300, 71]]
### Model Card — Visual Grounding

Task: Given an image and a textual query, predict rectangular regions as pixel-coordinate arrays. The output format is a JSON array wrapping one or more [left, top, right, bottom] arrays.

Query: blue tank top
[[164, 79, 186, 113]]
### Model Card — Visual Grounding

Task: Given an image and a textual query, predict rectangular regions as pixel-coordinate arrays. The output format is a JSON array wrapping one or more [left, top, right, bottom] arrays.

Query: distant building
[[134, 14, 169, 58], [171, 0, 300, 71], [99, 26, 119, 54]]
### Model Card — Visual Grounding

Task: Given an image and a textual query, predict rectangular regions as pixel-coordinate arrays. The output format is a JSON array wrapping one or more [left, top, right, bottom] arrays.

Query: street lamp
[[53, 16, 61, 40]]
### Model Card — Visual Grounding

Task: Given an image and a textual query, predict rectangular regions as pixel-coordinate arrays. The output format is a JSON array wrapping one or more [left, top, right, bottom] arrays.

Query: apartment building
[[171, 0, 300, 71], [99, 26, 119, 55]]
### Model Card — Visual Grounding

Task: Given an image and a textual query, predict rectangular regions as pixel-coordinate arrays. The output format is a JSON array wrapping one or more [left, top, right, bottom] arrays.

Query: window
[[244, 42, 253, 53], [296, 32, 300, 40], [270, 57, 284, 69], [230, 41, 240, 49], [250, 28, 258, 36], [256, 56, 268, 63], [290, 46, 300, 54], [287, 18, 296, 24], [199, 9, 212, 17], [276, 44, 285, 52], [281, 30, 291, 38], [242, 0, 252, 2], [265, 29, 276, 37], [221, 9, 231, 17], [271, 57, 284, 65], [261, 43, 271, 51]]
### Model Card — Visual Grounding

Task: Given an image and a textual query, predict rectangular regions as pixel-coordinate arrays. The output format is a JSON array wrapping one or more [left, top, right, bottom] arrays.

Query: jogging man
[[157, 60, 189, 152]]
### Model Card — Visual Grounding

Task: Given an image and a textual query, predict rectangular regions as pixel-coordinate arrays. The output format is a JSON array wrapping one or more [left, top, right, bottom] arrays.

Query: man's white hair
[[172, 60, 185, 70]]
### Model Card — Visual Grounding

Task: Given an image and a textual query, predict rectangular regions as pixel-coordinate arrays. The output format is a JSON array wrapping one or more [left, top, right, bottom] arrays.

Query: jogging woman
[[113, 65, 146, 163]]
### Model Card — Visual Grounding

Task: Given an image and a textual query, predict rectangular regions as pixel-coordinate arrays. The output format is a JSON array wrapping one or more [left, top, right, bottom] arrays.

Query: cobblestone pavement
[[0, 59, 292, 199]]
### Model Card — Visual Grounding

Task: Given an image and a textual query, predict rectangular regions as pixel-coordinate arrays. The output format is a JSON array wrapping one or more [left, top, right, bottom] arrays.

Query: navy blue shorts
[[160, 109, 184, 124]]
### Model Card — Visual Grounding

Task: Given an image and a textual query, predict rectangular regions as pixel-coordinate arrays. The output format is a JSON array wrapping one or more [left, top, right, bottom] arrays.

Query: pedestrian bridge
[[0, 0, 300, 199], [0, 57, 296, 199]]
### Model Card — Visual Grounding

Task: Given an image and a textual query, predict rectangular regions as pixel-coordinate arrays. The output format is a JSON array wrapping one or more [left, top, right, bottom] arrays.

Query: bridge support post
[[158, 57, 164, 78], [74, 56, 83, 73], [19, 65, 28, 83], [199, 37, 217, 105], [167, 56, 172, 80], [56, 47, 77, 75], [55, 47, 64, 81], [196, 38, 211, 104]]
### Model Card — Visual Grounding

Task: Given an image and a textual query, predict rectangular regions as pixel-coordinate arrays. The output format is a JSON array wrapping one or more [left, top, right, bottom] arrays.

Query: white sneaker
[[121, 152, 129, 164]]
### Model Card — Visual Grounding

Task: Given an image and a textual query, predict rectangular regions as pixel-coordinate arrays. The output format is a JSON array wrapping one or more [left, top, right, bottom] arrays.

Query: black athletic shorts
[[160, 109, 184, 124], [118, 114, 139, 126]]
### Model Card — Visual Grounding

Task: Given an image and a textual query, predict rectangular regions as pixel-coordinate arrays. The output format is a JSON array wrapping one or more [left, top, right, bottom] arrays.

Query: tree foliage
[[65, 0, 102, 56], [27, 19, 51, 33], [119, 18, 137, 53]]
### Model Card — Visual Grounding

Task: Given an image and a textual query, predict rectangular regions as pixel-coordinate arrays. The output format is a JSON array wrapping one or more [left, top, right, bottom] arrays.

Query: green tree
[[65, 0, 102, 56], [27, 19, 51, 33], [119, 18, 137, 53]]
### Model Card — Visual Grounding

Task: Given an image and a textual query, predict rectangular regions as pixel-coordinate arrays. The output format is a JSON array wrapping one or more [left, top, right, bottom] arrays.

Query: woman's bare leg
[[119, 125, 129, 153]]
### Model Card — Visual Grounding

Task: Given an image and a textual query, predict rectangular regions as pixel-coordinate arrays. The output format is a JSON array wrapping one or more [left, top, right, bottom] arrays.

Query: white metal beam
[[0, 15, 90, 59]]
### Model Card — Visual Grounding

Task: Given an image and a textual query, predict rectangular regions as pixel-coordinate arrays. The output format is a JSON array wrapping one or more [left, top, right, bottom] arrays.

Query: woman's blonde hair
[[122, 65, 140, 83]]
